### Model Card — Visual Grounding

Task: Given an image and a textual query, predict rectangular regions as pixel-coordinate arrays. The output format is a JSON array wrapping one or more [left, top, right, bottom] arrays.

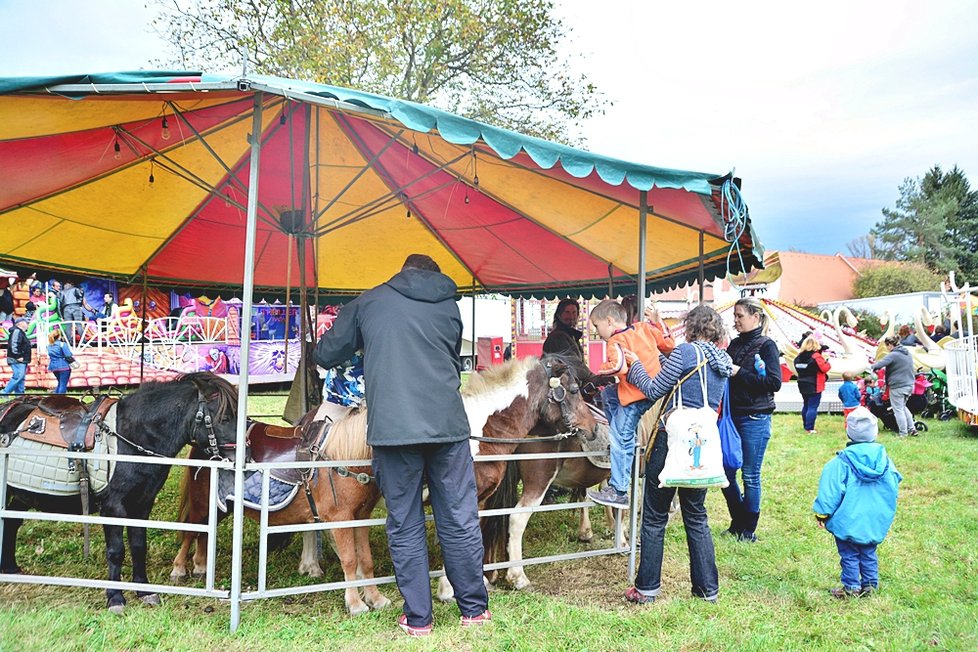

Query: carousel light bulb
[[113, 140, 121, 160], [412, 143, 419, 155], [161, 116, 171, 141], [149, 172, 155, 184], [473, 174, 480, 188], [464, 189, 470, 205], [406, 209, 412, 219]]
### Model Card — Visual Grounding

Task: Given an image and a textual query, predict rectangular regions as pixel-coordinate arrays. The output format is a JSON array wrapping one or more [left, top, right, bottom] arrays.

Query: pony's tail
[[481, 460, 520, 568]]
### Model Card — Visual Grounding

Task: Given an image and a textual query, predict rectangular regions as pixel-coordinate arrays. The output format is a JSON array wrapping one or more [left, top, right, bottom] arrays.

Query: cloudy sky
[[2, 0, 977, 256]]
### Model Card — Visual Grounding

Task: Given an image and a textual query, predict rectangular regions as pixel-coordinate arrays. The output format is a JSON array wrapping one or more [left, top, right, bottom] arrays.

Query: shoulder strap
[[645, 353, 708, 462]]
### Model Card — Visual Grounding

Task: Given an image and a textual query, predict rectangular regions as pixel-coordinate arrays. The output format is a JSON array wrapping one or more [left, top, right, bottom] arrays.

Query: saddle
[[18, 395, 117, 451], [246, 419, 331, 485]]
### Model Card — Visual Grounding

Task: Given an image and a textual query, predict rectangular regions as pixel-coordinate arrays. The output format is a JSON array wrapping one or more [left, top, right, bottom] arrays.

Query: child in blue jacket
[[813, 406, 901, 598], [837, 371, 862, 417]]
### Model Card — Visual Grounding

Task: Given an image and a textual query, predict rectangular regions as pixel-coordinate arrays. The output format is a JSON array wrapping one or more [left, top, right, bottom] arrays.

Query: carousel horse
[[0, 373, 238, 614], [171, 354, 595, 615]]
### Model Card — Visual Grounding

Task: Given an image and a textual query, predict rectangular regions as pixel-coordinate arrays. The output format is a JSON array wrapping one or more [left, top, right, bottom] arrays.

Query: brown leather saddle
[[246, 419, 331, 485], [18, 395, 117, 451]]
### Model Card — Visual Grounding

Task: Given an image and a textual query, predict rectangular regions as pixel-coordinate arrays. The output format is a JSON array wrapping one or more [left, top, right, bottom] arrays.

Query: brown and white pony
[[170, 354, 595, 614]]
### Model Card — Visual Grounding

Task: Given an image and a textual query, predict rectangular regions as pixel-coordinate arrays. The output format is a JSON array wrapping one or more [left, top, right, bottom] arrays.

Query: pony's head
[[178, 371, 240, 461], [527, 354, 596, 440]]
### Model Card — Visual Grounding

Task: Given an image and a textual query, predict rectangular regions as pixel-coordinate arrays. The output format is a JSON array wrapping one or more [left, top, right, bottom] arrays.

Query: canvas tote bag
[[658, 346, 729, 489]]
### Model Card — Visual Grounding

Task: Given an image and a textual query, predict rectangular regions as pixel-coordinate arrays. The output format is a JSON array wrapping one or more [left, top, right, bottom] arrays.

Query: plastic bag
[[718, 380, 743, 470]]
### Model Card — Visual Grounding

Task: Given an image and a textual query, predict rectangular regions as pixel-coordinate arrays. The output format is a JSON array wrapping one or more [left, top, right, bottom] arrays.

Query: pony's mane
[[462, 357, 537, 398], [323, 408, 371, 462], [175, 371, 238, 421]]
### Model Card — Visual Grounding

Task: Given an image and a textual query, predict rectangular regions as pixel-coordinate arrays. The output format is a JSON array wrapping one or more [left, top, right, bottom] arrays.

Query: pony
[[0, 372, 238, 615], [171, 354, 596, 613], [478, 375, 663, 591]]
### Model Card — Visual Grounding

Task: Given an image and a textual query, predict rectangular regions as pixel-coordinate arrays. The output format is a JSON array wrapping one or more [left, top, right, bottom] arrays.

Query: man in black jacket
[[2, 317, 31, 395], [314, 254, 489, 636]]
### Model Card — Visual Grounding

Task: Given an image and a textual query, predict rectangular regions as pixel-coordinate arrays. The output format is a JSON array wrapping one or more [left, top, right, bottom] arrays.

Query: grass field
[[1, 407, 977, 651]]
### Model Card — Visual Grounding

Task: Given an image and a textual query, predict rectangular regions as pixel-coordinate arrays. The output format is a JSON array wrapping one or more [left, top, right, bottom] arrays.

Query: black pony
[[0, 372, 239, 614]]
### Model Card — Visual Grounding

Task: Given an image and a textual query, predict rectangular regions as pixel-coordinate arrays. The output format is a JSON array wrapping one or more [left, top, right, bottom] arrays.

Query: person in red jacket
[[793, 336, 832, 434]]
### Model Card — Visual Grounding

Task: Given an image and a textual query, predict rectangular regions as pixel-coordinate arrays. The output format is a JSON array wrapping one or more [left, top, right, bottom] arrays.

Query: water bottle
[[754, 353, 766, 377]]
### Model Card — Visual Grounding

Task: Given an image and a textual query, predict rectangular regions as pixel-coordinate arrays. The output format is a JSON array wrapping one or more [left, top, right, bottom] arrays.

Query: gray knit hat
[[846, 406, 878, 443]]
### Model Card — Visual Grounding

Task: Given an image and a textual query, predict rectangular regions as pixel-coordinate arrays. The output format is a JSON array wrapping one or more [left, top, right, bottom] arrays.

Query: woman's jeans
[[53, 369, 71, 394], [634, 433, 718, 600], [801, 392, 822, 431], [1, 361, 27, 395], [836, 537, 879, 590], [722, 413, 772, 518], [888, 385, 915, 435]]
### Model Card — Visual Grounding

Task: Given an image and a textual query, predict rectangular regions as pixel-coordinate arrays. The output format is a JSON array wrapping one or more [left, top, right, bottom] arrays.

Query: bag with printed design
[[658, 347, 729, 489]]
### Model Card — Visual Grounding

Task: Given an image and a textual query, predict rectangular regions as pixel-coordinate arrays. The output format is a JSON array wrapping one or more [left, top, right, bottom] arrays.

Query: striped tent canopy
[[0, 72, 762, 297]]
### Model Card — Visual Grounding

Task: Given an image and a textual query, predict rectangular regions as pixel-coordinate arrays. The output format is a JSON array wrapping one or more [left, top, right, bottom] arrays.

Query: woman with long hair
[[723, 297, 783, 542], [793, 336, 832, 434], [622, 304, 733, 604], [47, 328, 73, 394]]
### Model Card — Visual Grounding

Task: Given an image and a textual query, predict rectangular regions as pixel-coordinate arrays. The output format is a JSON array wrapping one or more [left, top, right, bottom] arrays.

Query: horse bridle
[[191, 385, 237, 461], [469, 360, 590, 444]]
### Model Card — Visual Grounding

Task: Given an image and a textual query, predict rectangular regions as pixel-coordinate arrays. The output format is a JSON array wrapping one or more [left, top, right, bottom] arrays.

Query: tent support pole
[[699, 231, 706, 302], [629, 190, 648, 581], [230, 91, 264, 634], [297, 233, 308, 413], [139, 268, 148, 384], [471, 278, 477, 370]]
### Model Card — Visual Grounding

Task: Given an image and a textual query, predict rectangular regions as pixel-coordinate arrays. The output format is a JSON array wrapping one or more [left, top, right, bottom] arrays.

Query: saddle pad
[[6, 405, 118, 496], [578, 421, 611, 470], [216, 468, 302, 513]]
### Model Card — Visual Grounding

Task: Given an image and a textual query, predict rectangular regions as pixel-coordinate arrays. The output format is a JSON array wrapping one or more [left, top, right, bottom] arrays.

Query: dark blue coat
[[314, 268, 469, 447]]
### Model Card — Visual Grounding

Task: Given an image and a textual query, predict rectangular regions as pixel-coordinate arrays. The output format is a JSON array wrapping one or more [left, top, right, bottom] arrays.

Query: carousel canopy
[[0, 71, 762, 298]]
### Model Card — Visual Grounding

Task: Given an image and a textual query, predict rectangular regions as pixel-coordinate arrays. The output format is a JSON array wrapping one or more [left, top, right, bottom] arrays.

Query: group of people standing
[[1, 276, 114, 395], [544, 296, 783, 602]]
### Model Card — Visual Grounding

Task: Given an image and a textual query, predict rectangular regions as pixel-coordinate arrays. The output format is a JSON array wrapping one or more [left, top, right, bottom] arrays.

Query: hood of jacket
[[891, 345, 911, 361], [838, 443, 891, 482], [384, 268, 457, 303], [692, 340, 734, 377]]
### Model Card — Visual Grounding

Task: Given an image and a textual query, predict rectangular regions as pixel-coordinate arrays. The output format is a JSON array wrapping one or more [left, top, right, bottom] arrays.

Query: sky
[[1, 0, 977, 256]]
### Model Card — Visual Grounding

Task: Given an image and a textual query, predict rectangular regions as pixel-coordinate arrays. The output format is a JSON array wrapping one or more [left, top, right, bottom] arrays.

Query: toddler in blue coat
[[813, 406, 901, 598]]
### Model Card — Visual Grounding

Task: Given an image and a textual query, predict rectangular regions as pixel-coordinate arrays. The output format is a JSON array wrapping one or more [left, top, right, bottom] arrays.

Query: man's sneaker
[[829, 587, 860, 599], [587, 485, 629, 508], [859, 585, 877, 597], [908, 429, 919, 437], [624, 586, 655, 604], [460, 610, 492, 627], [398, 614, 433, 637]]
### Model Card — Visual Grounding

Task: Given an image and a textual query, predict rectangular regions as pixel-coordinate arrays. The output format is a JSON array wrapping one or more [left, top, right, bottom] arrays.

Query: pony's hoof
[[140, 594, 162, 607], [169, 568, 186, 582], [578, 530, 594, 543], [507, 572, 532, 591], [367, 594, 392, 610], [298, 563, 324, 578], [347, 602, 370, 616], [436, 577, 455, 602], [192, 568, 207, 579], [107, 604, 126, 616]]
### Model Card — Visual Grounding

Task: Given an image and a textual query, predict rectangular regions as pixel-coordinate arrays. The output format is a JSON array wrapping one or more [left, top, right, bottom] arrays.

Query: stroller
[[864, 370, 929, 434], [920, 368, 955, 421]]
